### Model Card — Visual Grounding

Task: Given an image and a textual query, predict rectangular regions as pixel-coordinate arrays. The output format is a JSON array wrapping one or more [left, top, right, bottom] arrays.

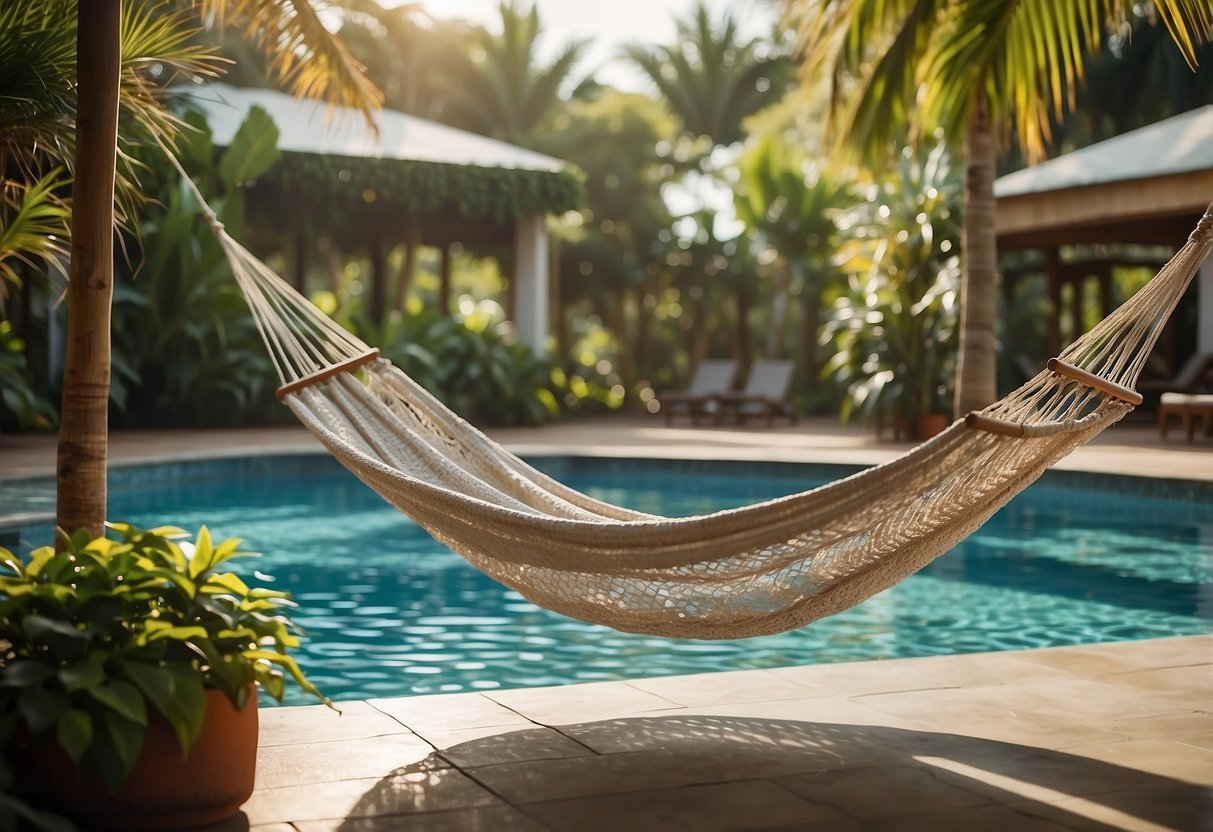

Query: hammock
[[178, 163, 1212, 639]]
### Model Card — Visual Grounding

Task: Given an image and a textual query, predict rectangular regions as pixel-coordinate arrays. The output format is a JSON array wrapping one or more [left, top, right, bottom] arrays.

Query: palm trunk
[[57, 1, 121, 539], [955, 89, 998, 416], [800, 269, 823, 389], [766, 258, 790, 358]]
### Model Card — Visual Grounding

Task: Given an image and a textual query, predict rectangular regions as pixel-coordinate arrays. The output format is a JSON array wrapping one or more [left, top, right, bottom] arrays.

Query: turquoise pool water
[[4, 456, 1211, 704]]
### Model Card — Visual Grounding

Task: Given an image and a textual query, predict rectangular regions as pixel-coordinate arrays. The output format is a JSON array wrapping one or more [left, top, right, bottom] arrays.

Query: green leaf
[[188, 525, 214, 579], [121, 661, 176, 719], [58, 654, 106, 692], [218, 105, 282, 187], [202, 571, 250, 597], [137, 623, 209, 646], [161, 667, 206, 754], [24, 615, 88, 644], [102, 710, 146, 791], [18, 687, 67, 734], [0, 661, 55, 688], [56, 708, 94, 763], [87, 681, 148, 726]]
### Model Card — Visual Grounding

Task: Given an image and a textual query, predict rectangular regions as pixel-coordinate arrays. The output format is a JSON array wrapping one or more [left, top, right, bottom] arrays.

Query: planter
[[916, 413, 950, 440], [16, 687, 258, 831]]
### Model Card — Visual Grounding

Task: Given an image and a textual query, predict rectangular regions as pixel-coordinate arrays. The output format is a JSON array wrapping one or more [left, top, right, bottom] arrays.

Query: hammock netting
[[182, 166, 1212, 639]]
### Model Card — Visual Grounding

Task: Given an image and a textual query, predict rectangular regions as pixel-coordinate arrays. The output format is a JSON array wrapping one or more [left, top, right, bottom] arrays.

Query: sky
[[407, 0, 779, 90]]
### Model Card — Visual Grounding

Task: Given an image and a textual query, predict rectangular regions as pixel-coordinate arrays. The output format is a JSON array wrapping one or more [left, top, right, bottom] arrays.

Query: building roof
[[996, 105, 1213, 198], [994, 106, 1213, 248], [184, 82, 567, 173]]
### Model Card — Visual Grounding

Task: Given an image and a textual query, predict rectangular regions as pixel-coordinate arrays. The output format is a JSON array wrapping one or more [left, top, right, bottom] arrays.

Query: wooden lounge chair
[[1139, 352, 1213, 400], [658, 359, 738, 426], [716, 359, 798, 427], [1158, 392, 1213, 441]]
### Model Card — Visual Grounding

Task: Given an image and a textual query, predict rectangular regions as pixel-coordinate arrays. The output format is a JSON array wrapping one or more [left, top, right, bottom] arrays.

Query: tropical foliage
[[823, 143, 963, 425], [110, 108, 283, 426], [0, 0, 219, 299], [438, 1, 588, 146], [0, 320, 55, 431], [787, 0, 1213, 415], [0, 523, 326, 793]]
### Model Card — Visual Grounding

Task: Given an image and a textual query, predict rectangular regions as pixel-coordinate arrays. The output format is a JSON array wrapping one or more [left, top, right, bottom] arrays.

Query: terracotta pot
[[17, 686, 258, 830], [916, 413, 950, 440]]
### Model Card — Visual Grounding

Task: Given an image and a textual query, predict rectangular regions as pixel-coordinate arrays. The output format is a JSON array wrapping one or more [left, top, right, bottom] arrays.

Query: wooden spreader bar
[[966, 357, 1144, 437], [964, 413, 1026, 437], [276, 349, 381, 400], [1046, 358, 1143, 405]]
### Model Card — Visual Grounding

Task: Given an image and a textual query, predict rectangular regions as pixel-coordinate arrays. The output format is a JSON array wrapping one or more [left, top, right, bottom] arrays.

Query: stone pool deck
[[1, 416, 1210, 830]]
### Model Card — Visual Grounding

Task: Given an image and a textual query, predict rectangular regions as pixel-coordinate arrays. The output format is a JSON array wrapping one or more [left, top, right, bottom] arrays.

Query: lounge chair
[[716, 359, 798, 427], [1139, 352, 1213, 399], [658, 359, 738, 426]]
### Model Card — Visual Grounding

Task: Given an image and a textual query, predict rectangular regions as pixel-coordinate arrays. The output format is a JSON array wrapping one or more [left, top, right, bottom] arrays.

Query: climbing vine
[[252, 152, 585, 230]]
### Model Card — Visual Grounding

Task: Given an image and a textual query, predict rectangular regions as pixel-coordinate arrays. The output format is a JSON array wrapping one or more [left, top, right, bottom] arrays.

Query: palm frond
[[202, 0, 383, 126], [0, 170, 71, 297]]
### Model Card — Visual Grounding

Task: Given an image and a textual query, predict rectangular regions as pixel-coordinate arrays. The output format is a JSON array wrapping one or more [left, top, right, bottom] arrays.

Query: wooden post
[[293, 228, 308, 293], [57, 0, 121, 540], [438, 243, 452, 313], [368, 234, 386, 326], [1045, 248, 1061, 355]]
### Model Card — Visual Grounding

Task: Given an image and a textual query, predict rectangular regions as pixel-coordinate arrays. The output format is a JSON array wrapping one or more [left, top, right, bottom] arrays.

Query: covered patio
[[995, 105, 1213, 370], [186, 83, 585, 354]]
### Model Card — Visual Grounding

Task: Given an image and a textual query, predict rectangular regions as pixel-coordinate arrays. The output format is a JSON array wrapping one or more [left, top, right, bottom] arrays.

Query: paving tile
[[1006, 783, 1213, 832], [856, 802, 1086, 831], [466, 745, 829, 805], [292, 805, 548, 831], [555, 708, 916, 773], [1098, 663, 1213, 704], [1037, 636, 1212, 672], [242, 768, 501, 825], [769, 652, 1068, 697], [1103, 710, 1213, 741], [1061, 738, 1213, 786], [369, 692, 534, 731], [259, 701, 414, 747], [774, 763, 993, 819], [420, 724, 593, 768], [910, 745, 1177, 803], [928, 675, 1206, 732], [255, 732, 444, 790], [695, 693, 927, 732], [1015, 640, 1210, 679], [1178, 730, 1213, 752], [485, 679, 680, 724], [853, 685, 1129, 747], [626, 668, 831, 706], [519, 779, 847, 832]]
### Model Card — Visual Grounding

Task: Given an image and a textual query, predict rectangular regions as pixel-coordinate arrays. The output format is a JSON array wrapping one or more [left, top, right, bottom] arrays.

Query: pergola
[[995, 105, 1213, 363], [187, 83, 584, 354]]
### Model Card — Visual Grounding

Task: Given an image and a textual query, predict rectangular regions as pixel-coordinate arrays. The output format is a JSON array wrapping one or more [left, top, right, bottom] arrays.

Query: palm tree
[[626, 1, 792, 158], [59, 0, 379, 538], [787, 0, 1211, 416], [439, 2, 587, 146], [734, 132, 847, 378]]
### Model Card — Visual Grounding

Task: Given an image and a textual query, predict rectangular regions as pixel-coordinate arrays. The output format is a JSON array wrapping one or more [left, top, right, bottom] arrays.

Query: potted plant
[[0, 523, 328, 830], [822, 141, 961, 440]]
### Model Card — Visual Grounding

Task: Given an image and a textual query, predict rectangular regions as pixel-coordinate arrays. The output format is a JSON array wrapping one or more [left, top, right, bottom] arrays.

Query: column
[[512, 213, 549, 355]]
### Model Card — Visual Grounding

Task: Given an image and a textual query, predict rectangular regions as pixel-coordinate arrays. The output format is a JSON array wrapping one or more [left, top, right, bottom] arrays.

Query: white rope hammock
[[173, 161, 1212, 639]]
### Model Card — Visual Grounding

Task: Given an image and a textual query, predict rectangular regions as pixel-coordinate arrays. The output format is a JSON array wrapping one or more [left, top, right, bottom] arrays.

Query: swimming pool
[[4, 455, 1211, 704]]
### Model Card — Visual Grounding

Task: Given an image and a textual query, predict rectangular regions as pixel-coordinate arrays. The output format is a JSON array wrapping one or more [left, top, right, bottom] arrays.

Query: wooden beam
[[998, 171, 1213, 239]]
